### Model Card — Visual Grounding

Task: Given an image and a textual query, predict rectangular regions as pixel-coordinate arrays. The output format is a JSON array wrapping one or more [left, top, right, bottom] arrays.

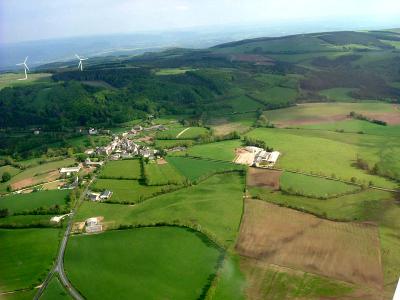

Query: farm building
[[85, 217, 102, 233], [236, 147, 280, 168], [254, 151, 280, 168], [100, 190, 113, 200], [60, 166, 81, 177], [87, 192, 101, 201]]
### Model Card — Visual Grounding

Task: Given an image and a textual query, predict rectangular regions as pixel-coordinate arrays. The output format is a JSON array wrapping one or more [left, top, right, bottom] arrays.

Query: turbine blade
[[25, 64, 30, 71], [78, 61, 82, 68], [24, 56, 28, 63], [75, 54, 80, 59], [16, 63, 23, 66]]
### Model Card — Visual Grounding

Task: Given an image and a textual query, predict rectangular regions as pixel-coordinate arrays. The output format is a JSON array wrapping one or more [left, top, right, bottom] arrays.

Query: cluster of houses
[[245, 146, 281, 168]]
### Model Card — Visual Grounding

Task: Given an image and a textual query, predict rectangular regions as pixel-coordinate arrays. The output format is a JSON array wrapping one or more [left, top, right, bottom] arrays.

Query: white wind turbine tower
[[16, 56, 29, 80], [75, 54, 88, 71]]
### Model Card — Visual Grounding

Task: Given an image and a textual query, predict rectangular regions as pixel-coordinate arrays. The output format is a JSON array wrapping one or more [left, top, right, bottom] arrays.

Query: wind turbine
[[75, 54, 88, 71], [16, 56, 29, 80]]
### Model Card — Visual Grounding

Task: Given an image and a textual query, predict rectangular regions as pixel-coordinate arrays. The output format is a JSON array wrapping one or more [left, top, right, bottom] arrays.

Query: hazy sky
[[2, 0, 400, 44]]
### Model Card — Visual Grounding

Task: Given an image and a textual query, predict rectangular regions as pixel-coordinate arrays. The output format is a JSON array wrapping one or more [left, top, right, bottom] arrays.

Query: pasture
[[0, 158, 75, 193], [157, 126, 210, 140], [40, 276, 70, 300], [319, 87, 358, 101], [236, 200, 383, 293], [211, 121, 251, 136], [154, 139, 193, 149], [279, 171, 361, 198], [91, 179, 167, 203], [263, 102, 397, 127], [0, 165, 21, 179], [65, 227, 221, 300], [0, 214, 57, 227], [245, 128, 399, 188], [0, 228, 61, 291], [185, 140, 241, 161], [76, 172, 245, 246], [0, 189, 69, 214], [166, 156, 244, 182], [143, 160, 185, 185], [154, 68, 195, 75], [99, 159, 142, 179]]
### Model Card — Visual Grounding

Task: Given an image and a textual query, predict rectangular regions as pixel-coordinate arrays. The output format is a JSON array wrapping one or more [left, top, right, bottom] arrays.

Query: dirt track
[[236, 199, 384, 291]]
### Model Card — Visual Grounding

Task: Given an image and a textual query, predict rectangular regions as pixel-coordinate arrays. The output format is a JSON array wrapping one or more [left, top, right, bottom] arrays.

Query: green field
[[76, 172, 245, 246], [0, 73, 52, 90], [0, 190, 69, 214], [319, 88, 358, 101], [185, 140, 241, 161], [91, 179, 169, 203], [40, 276, 70, 300], [167, 156, 244, 182], [155, 68, 195, 75], [0, 158, 75, 193], [143, 161, 185, 185], [156, 126, 210, 140], [0, 228, 61, 291], [65, 227, 221, 300], [279, 172, 361, 198], [99, 159, 142, 179], [0, 289, 36, 300], [154, 139, 193, 149], [0, 165, 21, 179], [0, 214, 57, 227], [249, 86, 297, 107], [245, 128, 398, 188]]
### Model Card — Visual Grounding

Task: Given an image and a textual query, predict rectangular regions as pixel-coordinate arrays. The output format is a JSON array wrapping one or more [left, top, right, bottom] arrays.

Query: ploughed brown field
[[247, 167, 282, 190], [236, 199, 384, 293]]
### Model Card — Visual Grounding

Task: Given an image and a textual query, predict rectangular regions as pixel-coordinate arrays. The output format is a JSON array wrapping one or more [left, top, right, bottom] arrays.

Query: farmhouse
[[87, 192, 101, 201], [100, 190, 113, 200], [254, 150, 280, 168], [84, 158, 104, 167], [85, 217, 102, 233], [235, 147, 280, 168], [60, 166, 81, 177]]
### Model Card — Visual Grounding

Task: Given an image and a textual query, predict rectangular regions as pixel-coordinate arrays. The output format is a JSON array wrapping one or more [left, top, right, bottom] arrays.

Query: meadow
[[0, 228, 61, 291], [91, 179, 168, 203], [184, 140, 241, 161], [319, 87, 358, 101], [143, 160, 185, 185], [98, 159, 142, 179], [0, 73, 52, 90], [40, 276, 71, 300], [245, 128, 398, 188], [154, 139, 193, 149], [65, 227, 221, 300], [76, 172, 245, 247], [279, 171, 361, 198], [157, 126, 210, 140], [0, 165, 21, 179], [0, 214, 58, 227], [166, 156, 244, 182], [0, 189, 69, 214]]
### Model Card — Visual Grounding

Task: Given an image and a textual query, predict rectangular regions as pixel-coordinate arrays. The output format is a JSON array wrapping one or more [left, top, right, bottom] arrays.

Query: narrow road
[[176, 127, 190, 138], [34, 179, 93, 300]]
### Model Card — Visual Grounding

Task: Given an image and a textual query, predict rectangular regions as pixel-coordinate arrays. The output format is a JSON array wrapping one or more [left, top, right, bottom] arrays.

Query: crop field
[[91, 179, 168, 203], [0, 73, 52, 90], [185, 140, 241, 161], [0, 189, 69, 214], [65, 227, 221, 300], [263, 102, 397, 127], [76, 173, 245, 246], [279, 172, 361, 198], [247, 168, 282, 190], [236, 200, 383, 293], [166, 156, 244, 182], [40, 276, 70, 300], [98, 159, 142, 179], [143, 160, 185, 185], [239, 259, 357, 300], [245, 128, 399, 188], [211, 121, 251, 136], [0, 228, 61, 291], [0, 158, 75, 193]]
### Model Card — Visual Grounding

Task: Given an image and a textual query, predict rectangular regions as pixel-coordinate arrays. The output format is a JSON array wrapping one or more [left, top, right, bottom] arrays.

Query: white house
[[100, 190, 113, 200], [87, 192, 101, 201]]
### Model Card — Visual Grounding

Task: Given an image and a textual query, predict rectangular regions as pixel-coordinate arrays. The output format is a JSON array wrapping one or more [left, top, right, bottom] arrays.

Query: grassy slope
[[245, 128, 398, 188], [0, 228, 61, 291], [0, 190, 69, 214], [76, 172, 245, 246], [65, 227, 221, 300], [166, 156, 244, 182], [0, 73, 52, 90], [279, 172, 361, 198], [99, 159, 142, 179]]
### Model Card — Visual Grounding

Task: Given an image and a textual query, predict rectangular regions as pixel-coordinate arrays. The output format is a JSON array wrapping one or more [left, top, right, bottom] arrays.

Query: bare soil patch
[[247, 167, 282, 190], [363, 112, 400, 125], [212, 123, 250, 136], [236, 199, 384, 291], [156, 158, 167, 165], [11, 170, 60, 190], [234, 148, 255, 165]]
